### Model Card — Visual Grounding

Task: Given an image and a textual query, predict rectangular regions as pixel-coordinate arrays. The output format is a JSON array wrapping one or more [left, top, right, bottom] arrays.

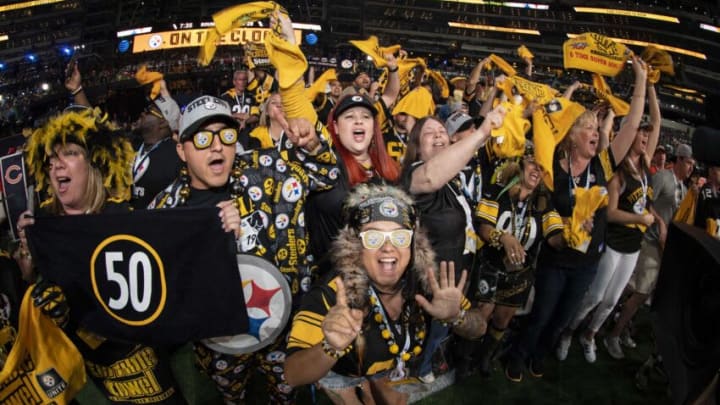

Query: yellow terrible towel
[[563, 186, 609, 253], [135, 65, 163, 100]]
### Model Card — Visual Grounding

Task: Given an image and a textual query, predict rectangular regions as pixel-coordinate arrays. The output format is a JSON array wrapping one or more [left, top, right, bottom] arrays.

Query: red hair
[[328, 108, 400, 187]]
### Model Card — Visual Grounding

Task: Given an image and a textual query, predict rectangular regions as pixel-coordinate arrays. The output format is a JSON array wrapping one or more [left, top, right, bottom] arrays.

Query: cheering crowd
[[1, 3, 719, 405]]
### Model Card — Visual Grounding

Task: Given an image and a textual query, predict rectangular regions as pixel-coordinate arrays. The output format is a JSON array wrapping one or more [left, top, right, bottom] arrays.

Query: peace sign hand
[[321, 277, 364, 352]]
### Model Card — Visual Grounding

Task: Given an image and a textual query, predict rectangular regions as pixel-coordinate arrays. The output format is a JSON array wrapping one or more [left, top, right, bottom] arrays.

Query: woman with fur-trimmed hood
[[284, 183, 474, 404]]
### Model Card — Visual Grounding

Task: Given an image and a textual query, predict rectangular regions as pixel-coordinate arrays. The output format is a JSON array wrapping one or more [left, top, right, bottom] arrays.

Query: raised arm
[[380, 52, 400, 108], [644, 84, 661, 167], [65, 62, 91, 108], [284, 278, 363, 387], [610, 55, 648, 162], [409, 106, 505, 194], [598, 107, 616, 152]]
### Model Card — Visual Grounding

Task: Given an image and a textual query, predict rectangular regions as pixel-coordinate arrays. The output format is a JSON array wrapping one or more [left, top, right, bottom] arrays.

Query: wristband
[[70, 86, 83, 96], [388, 66, 399, 73], [441, 308, 467, 327], [321, 338, 352, 359], [489, 229, 506, 249]]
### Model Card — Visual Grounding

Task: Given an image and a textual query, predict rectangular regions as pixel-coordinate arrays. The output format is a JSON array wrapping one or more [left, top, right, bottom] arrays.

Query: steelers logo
[[305, 162, 318, 173], [300, 276, 311, 292], [213, 375, 230, 387], [259, 155, 273, 167], [281, 178, 303, 203], [328, 168, 339, 180], [42, 375, 56, 387], [379, 200, 399, 217], [248, 186, 263, 201], [285, 139, 294, 150], [205, 100, 217, 110], [239, 175, 249, 187], [202, 256, 291, 354], [276, 159, 287, 173], [297, 212, 305, 227], [341, 59, 353, 69], [148, 35, 163, 49], [266, 351, 286, 363], [275, 214, 290, 230], [478, 279, 490, 295], [351, 95, 364, 102], [215, 360, 228, 371]]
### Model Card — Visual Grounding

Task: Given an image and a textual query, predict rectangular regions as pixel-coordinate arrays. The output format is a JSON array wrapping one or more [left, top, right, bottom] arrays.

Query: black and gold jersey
[[287, 276, 427, 377], [220, 88, 259, 117], [607, 169, 654, 253], [694, 184, 720, 239], [477, 183, 563, 268]]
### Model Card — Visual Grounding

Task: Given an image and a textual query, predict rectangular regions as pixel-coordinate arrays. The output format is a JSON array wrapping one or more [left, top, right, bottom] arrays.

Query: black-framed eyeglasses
[[188, 128, 238, 150]]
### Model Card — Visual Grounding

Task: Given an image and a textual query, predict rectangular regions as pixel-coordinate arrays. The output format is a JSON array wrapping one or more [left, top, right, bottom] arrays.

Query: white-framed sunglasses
[[358, 229, 413, 249]]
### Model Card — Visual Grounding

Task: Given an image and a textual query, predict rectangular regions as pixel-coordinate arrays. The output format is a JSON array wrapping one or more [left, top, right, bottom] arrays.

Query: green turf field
[[75, 307, 671, 404]]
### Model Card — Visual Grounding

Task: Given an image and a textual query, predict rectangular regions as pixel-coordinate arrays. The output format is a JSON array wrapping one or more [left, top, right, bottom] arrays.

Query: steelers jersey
[[376, 99, 407, 164], [220, 88, 259, 117], [476, 183, 563, 268], [607, 169, 654, 253], [247, 74, 278, 106], [694, 184, 720, 239], [287, 274, 428, 377]]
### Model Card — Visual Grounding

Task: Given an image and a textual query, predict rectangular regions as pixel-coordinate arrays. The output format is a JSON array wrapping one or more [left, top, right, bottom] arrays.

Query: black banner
[[0, 152, 29, 240], [26, 207, 248, 345]]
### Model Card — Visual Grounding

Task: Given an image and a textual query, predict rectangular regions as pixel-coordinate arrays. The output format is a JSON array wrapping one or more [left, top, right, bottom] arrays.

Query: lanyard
[[368, 287, 410, 366], [133, 138, 168, 182], [672, 173, 685, 209], [511, 197, 529, 241], [234, 92, 246, 109], [568, 155, 591, 209]]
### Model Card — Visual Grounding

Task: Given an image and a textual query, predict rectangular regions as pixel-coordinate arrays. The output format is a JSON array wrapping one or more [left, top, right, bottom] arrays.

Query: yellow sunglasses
[[190, 128, 238, 150]]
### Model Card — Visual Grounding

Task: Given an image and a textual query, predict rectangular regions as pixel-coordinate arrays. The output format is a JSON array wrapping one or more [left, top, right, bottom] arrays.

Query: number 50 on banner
[[90, 234, 168, 326]]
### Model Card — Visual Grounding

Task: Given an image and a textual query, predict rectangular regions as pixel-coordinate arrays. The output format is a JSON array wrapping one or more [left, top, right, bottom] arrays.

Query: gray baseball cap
[[178, 96, 238, 141]]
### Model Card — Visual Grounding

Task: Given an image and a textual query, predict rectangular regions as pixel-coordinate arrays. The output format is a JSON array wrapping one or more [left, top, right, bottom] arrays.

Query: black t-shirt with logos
[[131, 138, 182, 210], [402, 162, 467, 267]]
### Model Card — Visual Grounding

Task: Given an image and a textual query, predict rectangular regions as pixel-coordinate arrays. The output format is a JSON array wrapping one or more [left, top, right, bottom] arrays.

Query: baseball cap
[[675, 143, 693, 159], [333, 94, 377, 118], [179, 96, 238, 141], [445, 111, 474, 137]]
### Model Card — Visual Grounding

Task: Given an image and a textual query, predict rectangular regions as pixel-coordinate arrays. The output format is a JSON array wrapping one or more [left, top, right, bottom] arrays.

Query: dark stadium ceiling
[[0, 0, 719, 92]]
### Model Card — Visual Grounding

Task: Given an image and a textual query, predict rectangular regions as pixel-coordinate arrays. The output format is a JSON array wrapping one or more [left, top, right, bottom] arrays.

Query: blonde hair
[[258, 92, 281, 128], [45, 149, 108, 215], [559, 109, 598, 156]]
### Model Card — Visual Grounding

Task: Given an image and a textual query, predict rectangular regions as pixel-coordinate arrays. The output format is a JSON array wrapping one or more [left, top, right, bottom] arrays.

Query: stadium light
[[449, 21, 541, 35]]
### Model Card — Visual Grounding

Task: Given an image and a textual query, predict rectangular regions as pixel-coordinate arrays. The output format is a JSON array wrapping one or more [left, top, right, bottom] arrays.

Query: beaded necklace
[[176, 155, 245, 206], [368, 286, 425, 380]]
